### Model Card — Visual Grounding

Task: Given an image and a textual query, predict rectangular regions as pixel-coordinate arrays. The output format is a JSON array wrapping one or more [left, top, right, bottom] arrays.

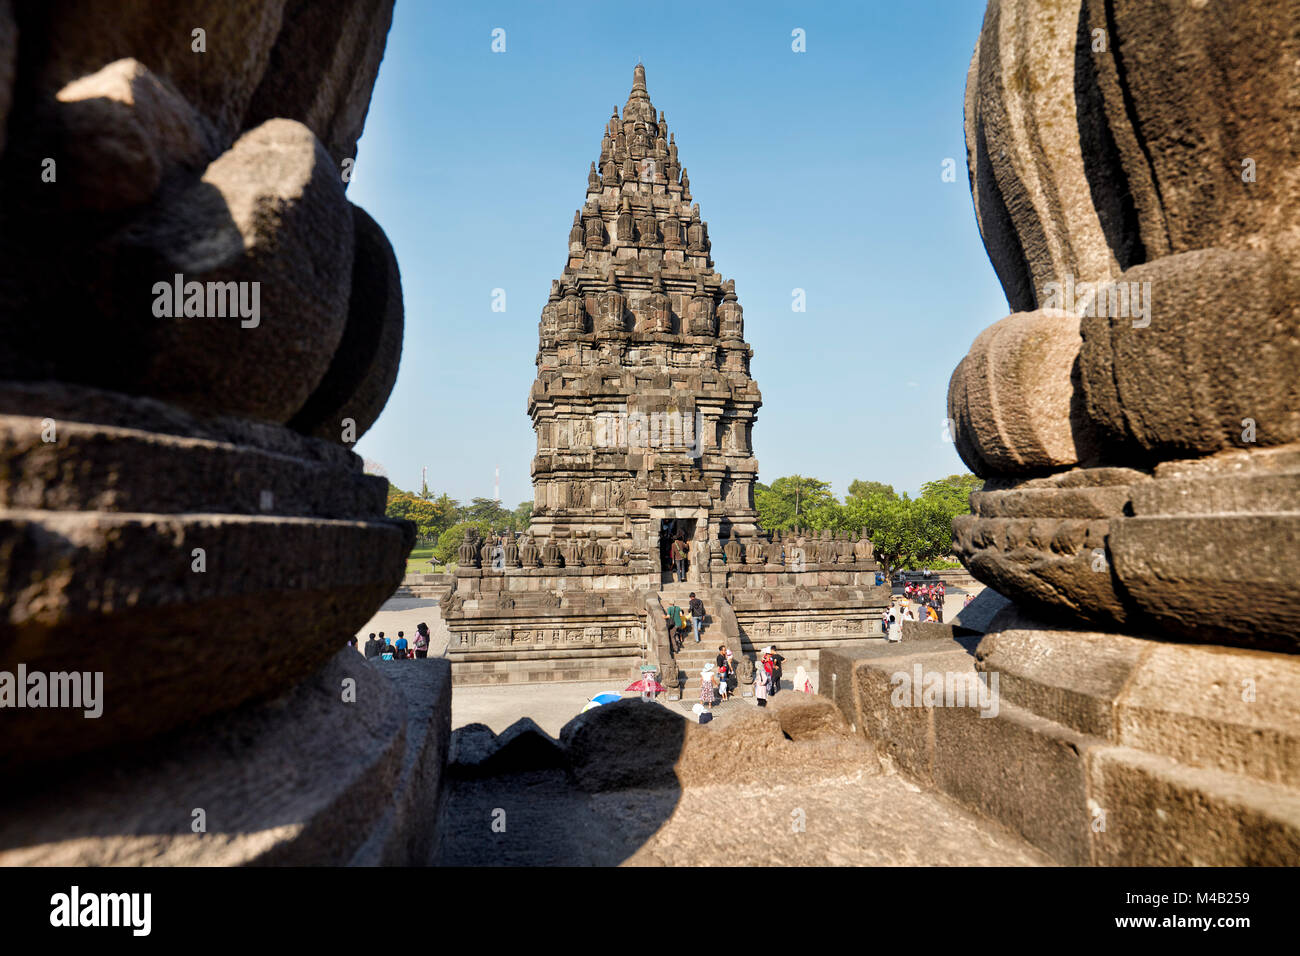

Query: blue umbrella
[[591, 692, 621, 705]]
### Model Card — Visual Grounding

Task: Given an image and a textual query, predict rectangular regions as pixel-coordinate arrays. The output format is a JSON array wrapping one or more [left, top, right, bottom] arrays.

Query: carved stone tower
[[528, 65, 762, 577]]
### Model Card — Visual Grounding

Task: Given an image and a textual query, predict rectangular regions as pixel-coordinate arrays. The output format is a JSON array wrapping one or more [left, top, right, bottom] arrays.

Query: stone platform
[[0, 653, 451, 866], [821, 606, 1300, 865]]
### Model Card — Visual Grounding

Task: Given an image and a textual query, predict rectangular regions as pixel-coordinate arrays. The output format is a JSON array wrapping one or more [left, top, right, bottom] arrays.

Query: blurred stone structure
[[823, 0, 1299, 866], [0, 1, 445, 865], [443, 67, 891, 686]]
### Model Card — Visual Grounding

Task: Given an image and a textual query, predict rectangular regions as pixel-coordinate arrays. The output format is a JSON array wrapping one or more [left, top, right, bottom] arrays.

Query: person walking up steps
[[670, 534, 689, 582], [688, 592, 705, 643], [664, 601, 686, 652]]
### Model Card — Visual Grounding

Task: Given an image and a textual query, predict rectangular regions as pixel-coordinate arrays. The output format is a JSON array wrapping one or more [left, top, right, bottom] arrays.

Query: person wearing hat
[[753, 652, 770, 707], [699, 662, 718, 719]]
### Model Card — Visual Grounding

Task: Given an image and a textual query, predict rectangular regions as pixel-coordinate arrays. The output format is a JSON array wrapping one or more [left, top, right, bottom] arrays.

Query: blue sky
[[348, 0, 1009, 505]]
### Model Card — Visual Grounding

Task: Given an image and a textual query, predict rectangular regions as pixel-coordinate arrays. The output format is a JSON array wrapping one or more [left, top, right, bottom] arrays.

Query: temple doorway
[[659, 518, 696, 585]]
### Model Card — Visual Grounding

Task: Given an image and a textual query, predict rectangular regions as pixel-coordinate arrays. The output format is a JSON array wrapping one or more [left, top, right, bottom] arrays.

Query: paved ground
[[434, 757, 1051, 866], [372, 585, 1048, 865], [353, 597, 449, 655], [452, 679, 645, 736]]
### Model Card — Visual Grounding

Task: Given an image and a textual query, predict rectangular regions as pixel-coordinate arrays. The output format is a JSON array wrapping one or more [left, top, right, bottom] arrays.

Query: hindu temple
[[441, 66, 891, 687]]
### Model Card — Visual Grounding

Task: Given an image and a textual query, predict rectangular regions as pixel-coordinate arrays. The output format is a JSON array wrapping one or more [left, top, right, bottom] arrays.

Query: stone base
[[452, 652, 642, 686], [0, 651, 451, 866], [821, 605, 1300, 865]]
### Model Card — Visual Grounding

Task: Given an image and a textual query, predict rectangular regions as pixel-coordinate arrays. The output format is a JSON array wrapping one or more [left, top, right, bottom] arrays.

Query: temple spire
[[624, 63, 654, 121]]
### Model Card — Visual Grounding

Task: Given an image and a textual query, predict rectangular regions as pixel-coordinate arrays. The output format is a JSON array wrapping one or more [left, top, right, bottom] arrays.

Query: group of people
[[663, 592, 707, 650], [903, 579, 947, 611], [881, 580, 954, 640], [358, 624, 431, 660], [696, 645, 786, 719]]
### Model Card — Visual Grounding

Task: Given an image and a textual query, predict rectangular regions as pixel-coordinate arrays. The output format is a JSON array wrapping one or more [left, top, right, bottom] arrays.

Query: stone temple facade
[[443, 66, 891, 686]]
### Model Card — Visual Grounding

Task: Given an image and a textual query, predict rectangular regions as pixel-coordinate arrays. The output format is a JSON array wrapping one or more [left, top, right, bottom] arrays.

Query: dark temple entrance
[[658, 518, 696, 585]]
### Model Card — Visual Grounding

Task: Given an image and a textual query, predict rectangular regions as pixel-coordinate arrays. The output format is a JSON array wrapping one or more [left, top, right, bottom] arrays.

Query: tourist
[[699, 662, 718, 718], [688, 592, 705, 642], [664, 602, 686, 651], [414, 622, 430, 659], [670, 534, 689, 582], [380, 637, 394, 661], [793, 665, 812, 693], [963, 593, 975, 608], [769, 645, 785, 696], [394, 631, 409, 659], [887, 612, 902, 643], [363, 632, 381, 658], [715, 645, 730, 700], [758, 650, 775, 704]]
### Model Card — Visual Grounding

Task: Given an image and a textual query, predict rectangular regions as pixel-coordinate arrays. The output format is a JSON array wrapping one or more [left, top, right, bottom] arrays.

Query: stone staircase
[[655, 586, 741, 705]]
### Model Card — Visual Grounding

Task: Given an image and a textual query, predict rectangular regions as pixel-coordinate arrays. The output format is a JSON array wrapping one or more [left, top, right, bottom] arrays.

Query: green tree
[[918, 473, 984, 514], [434, 519, 492, 565], [460, 497, 516, 529], [910, 496, 958, 566], [386, 486, 459, 541], [915, 472, 983, 565], [848, 479, 897, 501], [844, 492, 916, 581], [512, 500, 534, 530], [386, 491, 415, 522], [756, 475, 836, 533], [802, 499, 847, 532]]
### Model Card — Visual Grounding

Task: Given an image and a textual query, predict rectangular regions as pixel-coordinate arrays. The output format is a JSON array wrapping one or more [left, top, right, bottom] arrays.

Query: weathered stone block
[[1087, 746, 1300, 866]]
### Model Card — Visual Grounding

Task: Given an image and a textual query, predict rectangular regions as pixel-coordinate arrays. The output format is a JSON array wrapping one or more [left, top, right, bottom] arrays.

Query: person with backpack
[[688, 592, 705, 643], [414, 622, 430, 659], [664, 602, 686, 652], [670, 534, 689, 582], [394, 631, 409, 659]]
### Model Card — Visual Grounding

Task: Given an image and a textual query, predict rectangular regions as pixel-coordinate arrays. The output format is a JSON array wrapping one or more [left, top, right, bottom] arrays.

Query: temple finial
[[633, 63, 647, 92]]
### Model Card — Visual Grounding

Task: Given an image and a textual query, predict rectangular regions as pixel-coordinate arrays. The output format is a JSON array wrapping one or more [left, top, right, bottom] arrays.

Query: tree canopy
[[384, 482, 533, 547], [755, 473, 984, 578]]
